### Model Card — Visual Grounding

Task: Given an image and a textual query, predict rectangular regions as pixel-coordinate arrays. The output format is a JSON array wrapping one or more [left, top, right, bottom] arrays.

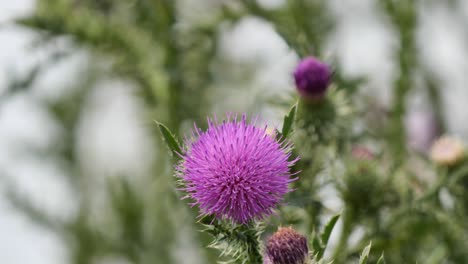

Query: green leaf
[[155, 121, 182, 159], [314, 215, 340, 260], [277, 103, 297, 141], [377, 253, 385, 264], [320, 214, 340, 247], [359, 242, 372, 264], [311, 235, 322, 255]]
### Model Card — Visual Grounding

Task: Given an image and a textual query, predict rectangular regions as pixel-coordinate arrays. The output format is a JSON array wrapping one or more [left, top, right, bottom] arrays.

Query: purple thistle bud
[[293, 56, 331, 100], [178, 114, 298, 224], [264, 227, 309, 264]]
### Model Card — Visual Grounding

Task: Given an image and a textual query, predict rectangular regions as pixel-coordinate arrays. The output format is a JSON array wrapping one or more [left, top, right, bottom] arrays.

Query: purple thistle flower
[[177, 114, 298, 224], [293, 56, 331, 100], [264, 227, 309, 264]]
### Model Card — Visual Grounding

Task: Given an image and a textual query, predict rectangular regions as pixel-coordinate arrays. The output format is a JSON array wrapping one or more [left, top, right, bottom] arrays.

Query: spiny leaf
[[359, 242, 372, 264], [315, 214, 340, 260], [155, 121, 182, 159], [377, 253, 385, 264], [277, 103, 297, 141], [321, 214, 340, 247]]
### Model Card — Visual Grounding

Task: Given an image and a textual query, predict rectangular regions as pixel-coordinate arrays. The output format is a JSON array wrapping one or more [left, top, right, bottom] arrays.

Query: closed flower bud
[[264, 227, 309, 264], [430, 136, 465, 166], [293, 56, 331, 100], [351, 145, 375, 161]]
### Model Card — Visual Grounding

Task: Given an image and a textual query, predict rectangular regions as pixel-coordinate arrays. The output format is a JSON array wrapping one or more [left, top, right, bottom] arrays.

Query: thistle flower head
[[430, 136, 465, 166], [293, 56, 331, 100], [264, 227, 309, 264], [178, 114, 297, 224]]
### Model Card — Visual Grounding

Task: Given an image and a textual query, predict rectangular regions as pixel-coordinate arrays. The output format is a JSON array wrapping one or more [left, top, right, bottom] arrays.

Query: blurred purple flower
[[405, 110, 440, 153], [178, 114, 297, 224], [264, 227, 309, 264], [293, 56, 331, 100]]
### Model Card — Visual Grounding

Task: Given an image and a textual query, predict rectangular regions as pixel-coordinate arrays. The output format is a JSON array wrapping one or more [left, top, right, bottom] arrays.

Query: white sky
[[0, 1, 67, 263]]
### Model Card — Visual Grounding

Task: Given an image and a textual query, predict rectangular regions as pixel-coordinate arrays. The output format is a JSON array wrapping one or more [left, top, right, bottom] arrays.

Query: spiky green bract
[[295, 86, 352, 148], [201, 217, 264, 264]]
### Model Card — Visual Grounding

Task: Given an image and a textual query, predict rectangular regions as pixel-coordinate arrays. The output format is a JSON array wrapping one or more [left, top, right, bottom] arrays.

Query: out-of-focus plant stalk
[[380, 0, 419, 156]]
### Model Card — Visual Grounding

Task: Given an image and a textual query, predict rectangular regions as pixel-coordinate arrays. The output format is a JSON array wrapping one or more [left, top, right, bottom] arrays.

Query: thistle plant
[[4, 1, 468, 264]]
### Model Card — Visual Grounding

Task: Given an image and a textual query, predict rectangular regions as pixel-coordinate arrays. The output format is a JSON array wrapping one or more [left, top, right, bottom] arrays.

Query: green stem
[[248, 239, 263, 264], [417, 168, 448, 203], [386, 165, 468, 232], [448, 164, 468, 186], [424, 72, 446, 133], [380, 0, 418, 156]]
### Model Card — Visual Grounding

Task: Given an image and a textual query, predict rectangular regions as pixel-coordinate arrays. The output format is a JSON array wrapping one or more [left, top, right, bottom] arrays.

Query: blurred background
[[1, 0, 468, 263]]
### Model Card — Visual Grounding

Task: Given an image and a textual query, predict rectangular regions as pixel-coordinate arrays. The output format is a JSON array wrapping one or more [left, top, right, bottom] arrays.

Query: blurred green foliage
[[3, 0, 468, 263]]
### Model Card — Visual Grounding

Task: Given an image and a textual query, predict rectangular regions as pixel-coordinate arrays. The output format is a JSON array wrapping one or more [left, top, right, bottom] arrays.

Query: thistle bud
[[264, 227, 309, 264], [293, 56, 331, 100], [351, 145, 375, 161], [430, 136, 465, 166]]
